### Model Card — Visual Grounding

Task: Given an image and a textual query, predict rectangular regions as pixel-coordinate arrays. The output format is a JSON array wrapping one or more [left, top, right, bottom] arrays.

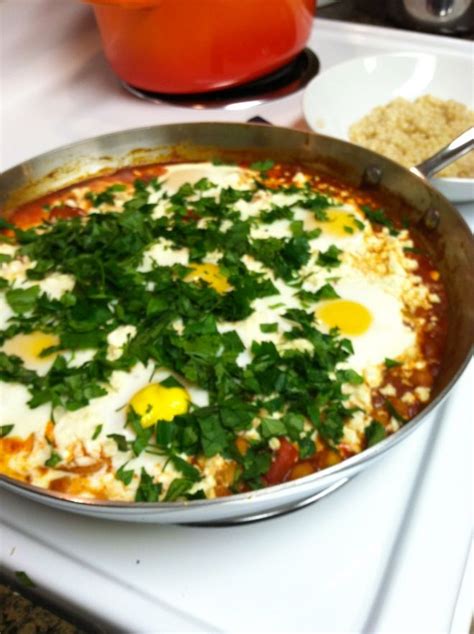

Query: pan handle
[[412, 126, 474, 179], [247, 116, 473, 183]]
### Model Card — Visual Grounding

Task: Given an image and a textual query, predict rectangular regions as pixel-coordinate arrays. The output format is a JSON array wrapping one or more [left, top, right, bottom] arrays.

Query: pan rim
[[1, 121, 473, 515]]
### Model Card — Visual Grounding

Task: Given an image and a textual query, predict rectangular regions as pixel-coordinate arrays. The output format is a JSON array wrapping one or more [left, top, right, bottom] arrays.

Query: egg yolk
[[317, 209, 361, 237], [184, 263, 232, 294], [2, 332, 59, 363], [316, 299, 372, 336], [129, 383, 190, 428]]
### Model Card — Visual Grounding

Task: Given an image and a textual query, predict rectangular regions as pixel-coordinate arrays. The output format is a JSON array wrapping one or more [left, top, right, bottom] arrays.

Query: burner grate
[[123, 48, 320, 109]]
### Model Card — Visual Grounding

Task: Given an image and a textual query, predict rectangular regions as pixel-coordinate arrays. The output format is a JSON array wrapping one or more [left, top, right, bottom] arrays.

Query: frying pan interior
[[1, 122, 473, 444]]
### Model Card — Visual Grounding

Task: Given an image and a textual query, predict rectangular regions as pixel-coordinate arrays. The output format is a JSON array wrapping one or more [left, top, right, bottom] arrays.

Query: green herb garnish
[[86, 183, 126, 207], [261, 418, 287, 439], [385, 358, 402, 369], [163, 478, 194, 501], [361, 205, 398, 236], [316, 245, 342, 268], [298, 283, 339, 305], [107, 434, 129, 452], [0, 167, 381, 494], [6, 285, 40, 314], [135, 468, 162, 502], [115, 462, 134, 486], [385, 399, 406, 424], [15, 571, 36, 588], [0, 424, 14, 438], [250, 160, 274, 172], [45, 452, 62, 468], [260, 323, 278, 333], [365, 420, 387, 447], [92, 424, 103, 440]]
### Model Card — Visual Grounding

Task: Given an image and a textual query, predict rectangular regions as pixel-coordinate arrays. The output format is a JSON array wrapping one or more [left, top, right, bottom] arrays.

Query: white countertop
[[0, 2, 472, 632]]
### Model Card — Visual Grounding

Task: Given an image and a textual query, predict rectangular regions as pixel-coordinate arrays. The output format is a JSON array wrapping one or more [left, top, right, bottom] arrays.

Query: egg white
[[0, 382, 51, 436], [0, 294, 14, 331], [159, 162, 254, 196], [317, 274, 416, 373], [140, 237, 189, 271]]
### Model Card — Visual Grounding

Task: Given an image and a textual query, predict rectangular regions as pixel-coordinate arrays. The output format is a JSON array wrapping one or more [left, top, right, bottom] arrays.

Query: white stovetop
[[0, 2, 472, 632]]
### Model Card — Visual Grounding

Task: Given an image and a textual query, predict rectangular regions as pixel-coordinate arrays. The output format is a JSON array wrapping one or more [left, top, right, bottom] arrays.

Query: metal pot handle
[[247, 116, 473, 182], [412, 126, 474, 179]]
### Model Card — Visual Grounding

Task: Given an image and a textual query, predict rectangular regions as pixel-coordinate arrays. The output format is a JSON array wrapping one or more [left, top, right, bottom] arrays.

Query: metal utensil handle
[[427, 0, 456, 18], [414, 126, 474, 178]]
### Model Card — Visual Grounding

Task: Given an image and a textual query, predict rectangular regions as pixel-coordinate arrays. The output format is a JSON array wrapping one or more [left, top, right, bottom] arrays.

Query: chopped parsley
[[115, 462, 134, 486], [107, 434, 129, 452], [135, 468, 162, 502], [249, 235, 311, 281], [316, 245, 342, 268], [86, 183, 127, 207], [169, 455, 201, 482], [365, 420, 387, 447], [237, 446, 272, 490], [259, 205, 293, 223], [163, 477, 194, 501], [385, 358, 402, 369], [249, 159, 274, 172], [282, 413, 305, 440], [261, 418, 287, 439], [260, 323, 278, 333], [127, 409, 153, 457], [44, 452, 62, 468], [297, 283, 339, 305], [298, 436, 316, 458], [385, 399, 407, 424], [15, 571, 36, 588], [0, 166, 410, 500], [0, 424, 14, 438], [403, 246, 423, 255], [92, 424, 103, 440], [361, 205, 399, 236], [6, 285, 40, 314]]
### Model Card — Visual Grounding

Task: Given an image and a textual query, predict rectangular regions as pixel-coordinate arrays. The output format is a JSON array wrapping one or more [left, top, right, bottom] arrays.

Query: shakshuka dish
[[0, 161, 447, 502]]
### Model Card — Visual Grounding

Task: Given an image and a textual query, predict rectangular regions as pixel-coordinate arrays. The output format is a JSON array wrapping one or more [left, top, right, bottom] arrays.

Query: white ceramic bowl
[[303, 52, 474, 203]]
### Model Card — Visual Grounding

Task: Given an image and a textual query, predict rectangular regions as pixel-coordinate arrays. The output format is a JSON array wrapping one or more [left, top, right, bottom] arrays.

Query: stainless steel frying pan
[[0, 123, 472, 524]]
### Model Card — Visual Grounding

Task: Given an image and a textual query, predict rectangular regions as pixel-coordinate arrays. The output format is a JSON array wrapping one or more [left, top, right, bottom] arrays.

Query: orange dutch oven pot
[[84, 0, 315, 94]]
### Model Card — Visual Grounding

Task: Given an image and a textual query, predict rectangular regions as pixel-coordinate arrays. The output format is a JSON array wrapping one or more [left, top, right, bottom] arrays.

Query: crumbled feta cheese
[[379, 384, 397, 397], [269, 437, 281, 451], [401, 392, 416, 405], [106, 325, 137, 361], [415, 386, 431, 402]]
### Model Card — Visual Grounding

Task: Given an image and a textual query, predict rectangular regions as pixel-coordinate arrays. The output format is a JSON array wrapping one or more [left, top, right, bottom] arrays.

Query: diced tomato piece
[[265, 437, 299, 485], [184, 209, 200, 221], [49, 206, 87, 221], [338, 444, 356, 459]]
